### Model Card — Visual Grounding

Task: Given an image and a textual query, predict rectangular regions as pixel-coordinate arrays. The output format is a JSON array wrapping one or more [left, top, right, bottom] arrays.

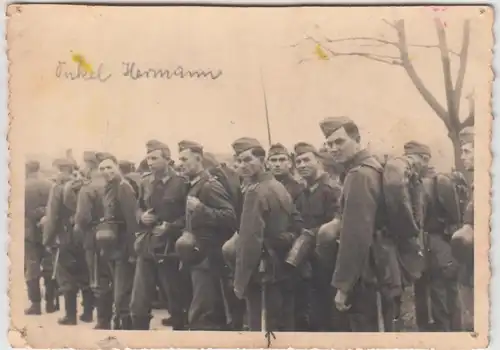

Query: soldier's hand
[[186, 196, 202, 211], [141, 210, 157, 225], [334, 289, 351, 312]]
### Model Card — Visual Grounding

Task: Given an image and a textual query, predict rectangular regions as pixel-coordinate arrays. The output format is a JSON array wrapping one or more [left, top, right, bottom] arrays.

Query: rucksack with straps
[[373, 155, 427, 284], [432, 171, 470, 233], [208, 164, 243, 220]]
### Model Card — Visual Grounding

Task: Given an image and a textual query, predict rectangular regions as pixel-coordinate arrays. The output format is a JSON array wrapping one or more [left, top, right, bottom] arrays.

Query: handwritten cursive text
[[55, 61, 112, 82], [122, 62, 223, 80]]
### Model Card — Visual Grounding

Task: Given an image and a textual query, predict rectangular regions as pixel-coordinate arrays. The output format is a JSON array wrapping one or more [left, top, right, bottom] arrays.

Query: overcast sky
[[10, 5, 492, 171]]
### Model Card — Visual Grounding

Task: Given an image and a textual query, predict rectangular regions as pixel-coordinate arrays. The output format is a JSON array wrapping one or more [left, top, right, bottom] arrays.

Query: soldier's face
[[461, 142, 474, 171], [326, 127, 359, 164], [235, 149, 264, 178], [146, 150, 168, 172], [98, 159, 120, 182], [267, 154, 292, 176], [295, 152, 320, 180], [178, 149, 202, 177]]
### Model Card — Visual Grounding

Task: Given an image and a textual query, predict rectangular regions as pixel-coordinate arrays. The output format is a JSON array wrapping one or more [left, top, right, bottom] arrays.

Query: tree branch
[[454, 20, 471, 115], [435, 18, 459, 131], [395, 19, 451, 129], [461, 92, 475, 128], [324, 36, 398, 47]]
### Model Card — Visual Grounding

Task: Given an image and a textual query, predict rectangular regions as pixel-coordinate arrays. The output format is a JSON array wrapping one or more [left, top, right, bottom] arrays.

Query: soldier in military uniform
[[63, 161, 95, 323], [74, 152, 110, 329], [411, 141, 462, 331], [119, 160, 141, 198], [97, 154, 140, 330], [232, 137, 302, 332], [292, 142, 348, 331], [321, 117, 398, 332], [43, 158, 87, 325], [130, 140, 189, 330], [176, 140, 238, 330], [267, 143, 304, 201], [25, 160, 57, 315], [452, 126, 475, 331]]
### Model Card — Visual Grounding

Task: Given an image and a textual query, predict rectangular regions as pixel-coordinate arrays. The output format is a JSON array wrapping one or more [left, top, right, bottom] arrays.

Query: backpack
[[208, 164, 243, 220], [382, 156, 425, 239], [377, 155, 427, 283], [428, 171, 470, 236]]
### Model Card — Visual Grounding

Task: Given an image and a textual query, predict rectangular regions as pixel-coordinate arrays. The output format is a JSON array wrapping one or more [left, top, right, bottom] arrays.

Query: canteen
[[175, 230, 202, 265], [95, 222, 118, 250], [314, 218, 341, 265], [451, 225, 474, 265], [286, 229, 315, 268]]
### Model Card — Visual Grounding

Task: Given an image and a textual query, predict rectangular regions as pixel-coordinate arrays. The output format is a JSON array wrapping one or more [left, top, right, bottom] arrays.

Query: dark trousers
[[414, 272, 462, 331], [86, 250, 113, 322], [347, 283, 397, 332], [310, 260, 350, 332], [86, 250, 135, 323], [245, 279, 295, 332], [130, 256, 189, 327], [25, 240, 56, 303], [57, 244, 90, 294], [189, 258, 227, 330], [294, 278, 311, 331]]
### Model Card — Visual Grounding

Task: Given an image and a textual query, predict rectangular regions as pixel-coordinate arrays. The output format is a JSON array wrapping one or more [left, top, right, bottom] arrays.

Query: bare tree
[[292, 18, 474, 171]]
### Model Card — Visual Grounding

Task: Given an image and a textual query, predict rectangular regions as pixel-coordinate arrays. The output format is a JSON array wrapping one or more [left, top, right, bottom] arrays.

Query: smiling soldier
[[292, 142, 347, 332]]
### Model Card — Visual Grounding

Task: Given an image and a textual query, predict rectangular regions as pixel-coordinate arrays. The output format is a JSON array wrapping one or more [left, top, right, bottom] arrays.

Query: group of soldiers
[[24, 116, 475, 332]]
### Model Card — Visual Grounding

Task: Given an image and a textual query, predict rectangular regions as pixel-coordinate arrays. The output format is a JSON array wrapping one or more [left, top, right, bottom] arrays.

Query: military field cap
[[146, 139, 171, 157], [26, 160, 40, 173], [178, 140, 204, 154], [319, 116, 353, 138], [268, 143, 290, 158], [53, 158, 74, 169], [294, 142, 318, 156], [404, 140, 431, 157], [96, 152, 117, 164], [232, 137, 262, 155], [459, 126, 474, 145], [202, 152, 219, 169]]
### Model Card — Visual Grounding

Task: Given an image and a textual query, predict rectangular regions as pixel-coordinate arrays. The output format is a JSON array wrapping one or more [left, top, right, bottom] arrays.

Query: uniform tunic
[[130, 168, 189, 328], [331, 150, 397, 332], [294, 172, 346, 331], [414, 174, 462, 332], [101, 177, 140, 320], [25, 173, 53, 302], [74, 176, 114, 321], [186, 170, 238, 330], [235, 172, 301, 331], [43, 173, 88, 295]]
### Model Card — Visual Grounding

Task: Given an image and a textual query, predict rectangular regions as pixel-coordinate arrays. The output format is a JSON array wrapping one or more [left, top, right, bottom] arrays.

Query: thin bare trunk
[[435, 19, 459, 132], [454, 20, 471, 115], [395, 20, 451, 130]]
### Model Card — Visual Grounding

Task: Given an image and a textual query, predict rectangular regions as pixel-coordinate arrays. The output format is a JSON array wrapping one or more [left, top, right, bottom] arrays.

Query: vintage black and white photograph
[[8, 4, 491, 349]]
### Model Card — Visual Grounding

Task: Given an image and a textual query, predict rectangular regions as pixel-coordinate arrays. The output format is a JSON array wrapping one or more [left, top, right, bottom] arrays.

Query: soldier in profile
[[24, 160, 56, 315]]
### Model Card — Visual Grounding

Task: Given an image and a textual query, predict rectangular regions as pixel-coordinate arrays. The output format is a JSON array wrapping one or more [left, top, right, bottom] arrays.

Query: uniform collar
[[307, 172, 329, 193], [256, 171, 274, 183], [189, 170, 209, 187], [153, 166, 174, 184], [343, 149, 371, 173]]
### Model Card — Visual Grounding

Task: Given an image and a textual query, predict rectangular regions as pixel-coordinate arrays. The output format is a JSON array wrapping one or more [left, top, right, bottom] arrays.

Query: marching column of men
[[24, 117, 474, 333]]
